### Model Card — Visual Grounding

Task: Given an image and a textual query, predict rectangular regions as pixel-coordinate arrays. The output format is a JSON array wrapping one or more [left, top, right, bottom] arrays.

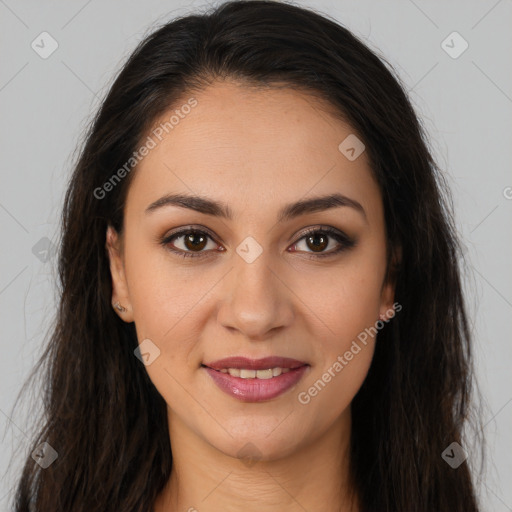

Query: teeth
[[240, 369, 257, 378], [220, 367, 292, 378], [255, 369, 273, 379]]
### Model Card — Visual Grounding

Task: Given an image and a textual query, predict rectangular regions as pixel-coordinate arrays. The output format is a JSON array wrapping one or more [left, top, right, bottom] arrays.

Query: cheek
[[124, 235, 206, 333], [290, 252, 384, 412], [290, 257, 385, 342], [123, 239, 209, 386], [294, 267, 381, 419], [126, 264, 207, 419]]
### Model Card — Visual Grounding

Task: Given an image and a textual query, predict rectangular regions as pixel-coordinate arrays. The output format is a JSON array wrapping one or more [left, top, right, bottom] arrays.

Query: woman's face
[[107, 80, 397, 461]]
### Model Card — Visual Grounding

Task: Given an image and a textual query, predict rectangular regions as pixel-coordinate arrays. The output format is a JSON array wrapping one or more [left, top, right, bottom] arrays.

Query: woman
[[12, 1, 484, 510]]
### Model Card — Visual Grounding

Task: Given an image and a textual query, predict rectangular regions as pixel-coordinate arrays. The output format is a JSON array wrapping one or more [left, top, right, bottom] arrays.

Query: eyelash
[[160, 225, 356, 260]]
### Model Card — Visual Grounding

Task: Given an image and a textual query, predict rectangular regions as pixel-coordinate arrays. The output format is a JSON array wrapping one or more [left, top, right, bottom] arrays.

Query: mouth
[[201, 356, 310, 402], [202, 355, 308, 376]]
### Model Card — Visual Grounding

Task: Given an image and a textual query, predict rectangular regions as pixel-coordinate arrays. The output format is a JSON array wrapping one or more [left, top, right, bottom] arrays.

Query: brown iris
[[184, 232, 208, 251], [305, 232, 328, 252]]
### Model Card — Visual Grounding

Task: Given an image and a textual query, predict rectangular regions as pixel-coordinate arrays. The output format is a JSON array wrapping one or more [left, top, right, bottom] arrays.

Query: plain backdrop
[[0, 1, 511, 510]]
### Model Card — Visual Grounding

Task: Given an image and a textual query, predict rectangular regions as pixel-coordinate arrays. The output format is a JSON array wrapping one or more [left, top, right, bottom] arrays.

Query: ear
[[106, 225, 134, 322], [379, 244, 401, 321]]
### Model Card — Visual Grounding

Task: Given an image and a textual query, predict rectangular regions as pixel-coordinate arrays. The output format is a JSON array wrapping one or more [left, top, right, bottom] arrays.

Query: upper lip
[[203, 356, 308, 371]]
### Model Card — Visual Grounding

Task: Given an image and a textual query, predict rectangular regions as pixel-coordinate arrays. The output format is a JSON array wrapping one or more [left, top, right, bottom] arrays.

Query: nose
[[216, 249, 295, 340]]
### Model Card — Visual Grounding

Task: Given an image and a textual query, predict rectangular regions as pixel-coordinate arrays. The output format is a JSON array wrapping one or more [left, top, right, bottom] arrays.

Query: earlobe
[[106, 225, 134, 322], [379, 283, 396, 321], [379, 244, 401, 321]]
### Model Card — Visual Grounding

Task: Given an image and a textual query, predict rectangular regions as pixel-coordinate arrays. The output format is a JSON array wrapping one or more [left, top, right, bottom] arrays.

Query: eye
[[160, 225, 355, 259], [161, 228, 221, 258], [289, 226, 355, 258]]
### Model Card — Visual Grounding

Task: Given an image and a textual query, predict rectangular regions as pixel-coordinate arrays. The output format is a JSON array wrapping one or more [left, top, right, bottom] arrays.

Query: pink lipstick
[[202, 356, 309, 402]]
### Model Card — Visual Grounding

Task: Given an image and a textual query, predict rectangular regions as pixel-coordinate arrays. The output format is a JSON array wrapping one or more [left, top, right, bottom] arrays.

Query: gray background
[[1, 0, 511, 510]]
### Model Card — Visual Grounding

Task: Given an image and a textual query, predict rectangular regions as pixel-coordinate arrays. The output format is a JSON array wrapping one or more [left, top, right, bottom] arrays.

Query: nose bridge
[[217, 243, 293, 339]]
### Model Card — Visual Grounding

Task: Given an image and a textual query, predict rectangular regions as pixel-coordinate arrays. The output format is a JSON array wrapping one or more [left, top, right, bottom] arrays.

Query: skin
[[107, 80, 398, 512]]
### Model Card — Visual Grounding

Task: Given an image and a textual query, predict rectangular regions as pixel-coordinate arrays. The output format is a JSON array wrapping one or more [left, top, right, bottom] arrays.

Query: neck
[[154, 407, 360, 512]]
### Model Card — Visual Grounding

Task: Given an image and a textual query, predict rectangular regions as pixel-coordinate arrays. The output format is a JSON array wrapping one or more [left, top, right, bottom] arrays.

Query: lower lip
[[203, 365, 309, 402]]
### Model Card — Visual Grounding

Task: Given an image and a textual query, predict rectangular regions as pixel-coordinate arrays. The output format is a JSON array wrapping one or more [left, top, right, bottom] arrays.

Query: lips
[[201, 356, 310, 402], [202, 356, 308, 371]]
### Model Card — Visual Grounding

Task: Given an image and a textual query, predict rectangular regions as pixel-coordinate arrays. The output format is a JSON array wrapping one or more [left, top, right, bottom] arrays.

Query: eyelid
[[160, 224, 355, 258], [162, 224, 219, 242]]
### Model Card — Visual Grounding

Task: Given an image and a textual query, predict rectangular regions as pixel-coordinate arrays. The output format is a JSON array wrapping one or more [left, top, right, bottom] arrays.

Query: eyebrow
[[145, 192, 367, 223]]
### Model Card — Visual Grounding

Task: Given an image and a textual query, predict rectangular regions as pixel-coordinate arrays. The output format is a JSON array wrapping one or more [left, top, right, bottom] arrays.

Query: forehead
[[126, 80, 381, 223]]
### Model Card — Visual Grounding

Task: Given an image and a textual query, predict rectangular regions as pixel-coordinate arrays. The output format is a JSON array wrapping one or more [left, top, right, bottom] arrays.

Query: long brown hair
[[10, 1, 485, 510]]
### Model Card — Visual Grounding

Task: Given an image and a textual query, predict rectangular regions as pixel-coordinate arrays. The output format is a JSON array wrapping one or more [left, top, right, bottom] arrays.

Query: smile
[[215, 367, 291, 378], [201, 357, 309, 402]]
